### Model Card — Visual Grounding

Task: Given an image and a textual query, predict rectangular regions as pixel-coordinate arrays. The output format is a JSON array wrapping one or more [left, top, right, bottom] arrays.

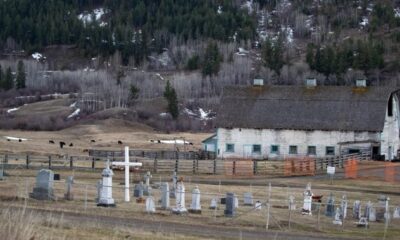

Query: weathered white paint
[[381, 95, 400, 160]]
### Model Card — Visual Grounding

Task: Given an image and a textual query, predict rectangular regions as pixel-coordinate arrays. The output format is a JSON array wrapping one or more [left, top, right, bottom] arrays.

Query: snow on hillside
[[78, 8, 108, 26], [67, 108, 80, 119], [6, 107, 20, 113]]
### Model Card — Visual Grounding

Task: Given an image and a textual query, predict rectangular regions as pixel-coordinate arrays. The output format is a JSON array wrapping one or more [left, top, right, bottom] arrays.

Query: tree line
[[0, 61, 26, 91]]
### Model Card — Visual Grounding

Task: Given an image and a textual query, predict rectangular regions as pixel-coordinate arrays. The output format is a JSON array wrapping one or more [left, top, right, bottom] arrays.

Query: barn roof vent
[[356, 79, 367, 87], [253, 79, 264, 86], [305, 78, 317, 87]]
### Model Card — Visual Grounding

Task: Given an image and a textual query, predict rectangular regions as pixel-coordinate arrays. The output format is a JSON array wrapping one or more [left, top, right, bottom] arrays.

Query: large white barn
[[213, 81, 400, 160]]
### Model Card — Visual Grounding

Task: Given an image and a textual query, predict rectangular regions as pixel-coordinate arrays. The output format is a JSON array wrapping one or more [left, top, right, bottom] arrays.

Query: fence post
[[253, 160, 257, 175], [48, 156, 51, 169], [193, 159, 196, 174], [26, 155, 29, 169], [92, 157, 95, 170], [153, 157, 158, 173], [70, 156, 73, 169], [233, 160, 236, 175], [5, 154, 8, 164], [213, 159, 217, 175]]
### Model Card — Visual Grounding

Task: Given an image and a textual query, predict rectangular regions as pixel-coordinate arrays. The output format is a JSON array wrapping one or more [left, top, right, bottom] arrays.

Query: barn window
[[289, 145, 298, 155], [307, 146, 316, 155], [326, 146, 335, 155], [226, 144, 234, 153], [271, 145, 279, 154], [388, 95, 393, 117], [253, 144, 261, 154]]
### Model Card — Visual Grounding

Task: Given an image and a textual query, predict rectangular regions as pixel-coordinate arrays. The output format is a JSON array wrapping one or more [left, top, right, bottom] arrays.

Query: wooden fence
[[0, 152, 370, 176]]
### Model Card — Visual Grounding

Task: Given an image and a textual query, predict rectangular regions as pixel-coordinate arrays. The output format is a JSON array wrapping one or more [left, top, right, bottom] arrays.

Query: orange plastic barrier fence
[[284, 157, 315, 176], [345, 159, 358, 179]]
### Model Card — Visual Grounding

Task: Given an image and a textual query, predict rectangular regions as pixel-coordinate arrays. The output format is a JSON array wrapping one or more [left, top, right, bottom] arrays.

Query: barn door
[[243, 145, 252, 158]]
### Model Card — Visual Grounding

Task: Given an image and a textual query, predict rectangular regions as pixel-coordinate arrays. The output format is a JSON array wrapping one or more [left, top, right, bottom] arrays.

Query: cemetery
[[0, 147, 400, 240]]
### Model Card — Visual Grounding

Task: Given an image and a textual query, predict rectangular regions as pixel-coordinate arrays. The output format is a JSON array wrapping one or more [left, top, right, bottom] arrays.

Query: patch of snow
[[360, 16, 369, 27], [155, 73, 164, 80], [32, 52, 46, 62], [238, 48, 249, 54], [184, 108, 215, 120], [281, 26, 294, 44], [395, 8, 400, 18], [99, 21, 108, 27], [5, 136, 28, 141], [159, 112, 168, 117], [150, 139, 191, 145], [67, 108, 80, 119], [7, 107, 20, 113], [69, 102, 77, 108], [242, 0, 253, 14], [78, 8, 107, 26], [199, 108, 213, 120]]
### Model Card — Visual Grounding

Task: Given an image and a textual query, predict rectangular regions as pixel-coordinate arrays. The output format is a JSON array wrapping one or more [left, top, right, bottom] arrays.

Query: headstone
[[64, 176, 74, 200], [243, 192, 254, 206], [341, 195, 348, 219], [333, 207, 343, 225], [364, 201, 372, 219], [97, 161, 116, 207], [234, 196, 239, 209], [255, 201, 262, 210], [393, 207, 400, 219], [210, 198, 218, 209], [30, 169, 55, 200], [353, 200, 361, 219], [289, 195, 296, 210], [143, 171, 153, 196], [145, 197, 156, 213], [376, 195, 389, 222], [224, 192, 236, 217], [160, 182, 170, 209], [368, 205, 376, 222], [302, 183, 313, 215], [170, 171, 177, 198], [189, 186, 201, 214], [325, 193, 335, 217], [172, 179, 187, 214], [133, 181, 144, 198]]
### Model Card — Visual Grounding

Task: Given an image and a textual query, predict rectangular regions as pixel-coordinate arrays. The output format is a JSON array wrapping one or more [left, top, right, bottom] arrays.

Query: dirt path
[[10, 206, 362, 240]]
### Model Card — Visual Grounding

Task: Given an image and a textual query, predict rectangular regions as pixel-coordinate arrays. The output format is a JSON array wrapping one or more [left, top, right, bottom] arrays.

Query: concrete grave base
[[30, 188, 55, 200], [189, 209, 202, 214], [97, 203, 116, 207], [136, 198, 146, 204]]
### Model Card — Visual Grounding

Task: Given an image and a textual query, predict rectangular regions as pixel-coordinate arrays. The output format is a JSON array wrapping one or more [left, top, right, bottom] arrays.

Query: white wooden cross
[[112, 146, 142, 202]]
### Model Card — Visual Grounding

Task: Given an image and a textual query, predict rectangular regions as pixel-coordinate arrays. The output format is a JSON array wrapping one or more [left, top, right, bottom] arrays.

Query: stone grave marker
[[30, 169, 55, 200], [210, 198, 218, 209], [146, 197, 156, 213], [289, 195, 296, 210], [143, 171, 153, 196], [302, 183, 313, 215], [234, 196, 239, 209], [333, 207, 343, 225], [364, 201, 372, 219], [172, 178, 187, 214], [353, 200, 361, 219], [97, 161, 116, 207], [393, 207, 400, 219], [134, 181, 144, 198], [325, 193, 335, 217], [376, 195, 390, 222], [189, 186, 201, 214], [243, 192, 254, 206], [368, 205, 376, 222], [255, 201, 262, 210], [341, 194, 348, 219], [224, 192, 236, 217], [160, 182, 170, 209], [64, 176, 74, 200]]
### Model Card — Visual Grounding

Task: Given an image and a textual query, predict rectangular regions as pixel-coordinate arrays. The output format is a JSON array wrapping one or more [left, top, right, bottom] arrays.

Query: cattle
[[82, 149, 89, 153], [118, 140, 123, 145], [7, 139, 10, 141], [91, 140, 96, 143], [18, 139, 22, 142], [49, 140, 55, 144], [69, 143, 73, 147], [59, 141, 66, 149]]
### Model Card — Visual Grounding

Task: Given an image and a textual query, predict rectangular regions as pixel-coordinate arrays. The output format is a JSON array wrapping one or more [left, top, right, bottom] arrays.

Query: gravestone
[[368, 205, 376, 222], [170, 171, 177, 198], [325, 193, 335, 217], [64, 176, 74, 200], [210, 198, 218, 209], [364, 201, 372, 219], [133, 182, 144, 198], [243, 192, 254, 206], [234, 196, 239, 209], [393, 207, 400, 219], [143, 171, 152, 196], [160, 182, 170, 209], [289, 195, 296, 210], [353, 200, 361, 219], [97, 161, 116, 207], [224, 192, 236, 217], [255, 201, 262, 210], [30, 169, 55, 200], [376, 195, 389, 222], [302, 183, 313, 215], [189, 186, 201, 214], [172, 179, 187, 214], [333, 207, 343, 225], [341, 195, 348, 219], [146, 197, 156, 213]]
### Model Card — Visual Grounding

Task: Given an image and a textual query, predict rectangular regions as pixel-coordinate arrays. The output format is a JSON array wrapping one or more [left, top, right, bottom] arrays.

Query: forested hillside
[[1, 0, 400, 131]]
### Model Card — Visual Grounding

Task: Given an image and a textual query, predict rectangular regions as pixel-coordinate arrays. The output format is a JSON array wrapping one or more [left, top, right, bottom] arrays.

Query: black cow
[[49, 140, 55, 144], [118, 140, 123, 145], [69, 143, 73, 147], [59, 141, 66, 148], [18, 139, 22, 142], [91, 140, 96, 143]]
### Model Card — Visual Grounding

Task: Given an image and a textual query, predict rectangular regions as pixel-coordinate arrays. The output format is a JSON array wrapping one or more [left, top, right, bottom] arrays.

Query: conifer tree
[[163, 80, 179, 119], [3, 67, 13, 91], [16, 60, 26, 89]]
